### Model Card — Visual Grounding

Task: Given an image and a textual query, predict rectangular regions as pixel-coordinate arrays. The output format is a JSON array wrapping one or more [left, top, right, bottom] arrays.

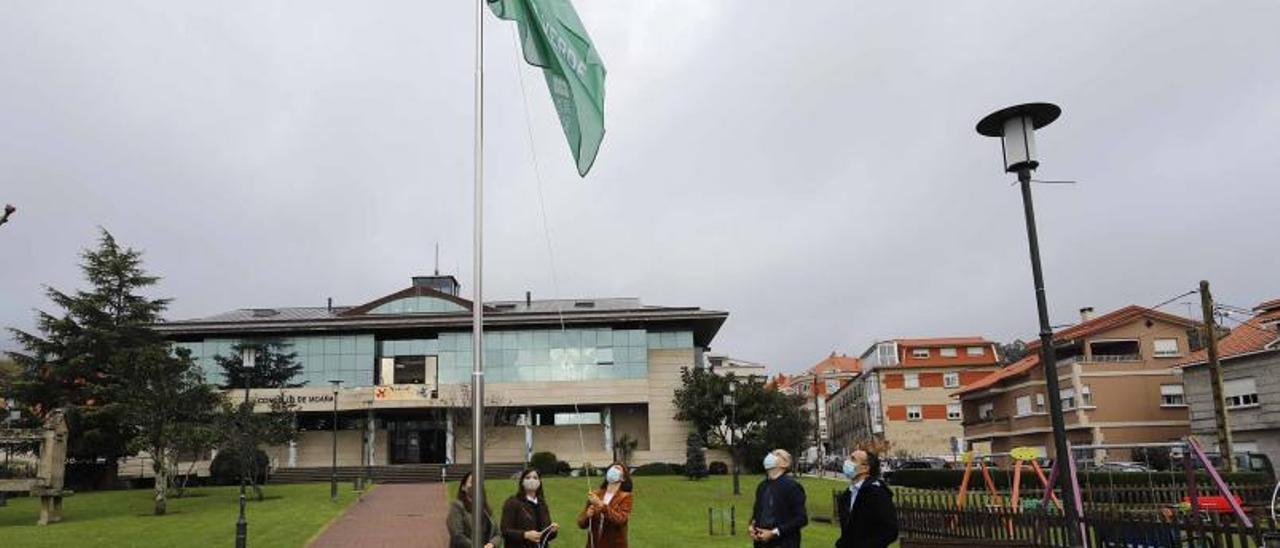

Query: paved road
[[309, 483, 450, 548]]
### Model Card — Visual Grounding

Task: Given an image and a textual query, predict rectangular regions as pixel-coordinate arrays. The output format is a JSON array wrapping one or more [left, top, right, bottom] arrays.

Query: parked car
[[884, 457, 947, 481], [1171, 451, 1275, 482], [1092, 461, 1151, 473]]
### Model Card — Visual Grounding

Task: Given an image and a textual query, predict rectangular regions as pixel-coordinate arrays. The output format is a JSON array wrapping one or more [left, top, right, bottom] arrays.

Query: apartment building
[[957, 305, 1197, 462], [830, 338, 1001, 459]]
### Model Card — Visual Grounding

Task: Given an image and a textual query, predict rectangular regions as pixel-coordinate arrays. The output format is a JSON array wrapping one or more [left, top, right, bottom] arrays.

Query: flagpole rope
[[506, 23, 599, 515]]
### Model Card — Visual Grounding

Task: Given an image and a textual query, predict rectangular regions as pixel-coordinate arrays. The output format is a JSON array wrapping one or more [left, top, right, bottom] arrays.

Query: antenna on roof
[[434, 243, 440, 276]]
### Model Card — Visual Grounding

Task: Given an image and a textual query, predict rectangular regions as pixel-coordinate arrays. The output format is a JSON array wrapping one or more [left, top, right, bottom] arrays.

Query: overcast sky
[[3, 1, 1278, 374]]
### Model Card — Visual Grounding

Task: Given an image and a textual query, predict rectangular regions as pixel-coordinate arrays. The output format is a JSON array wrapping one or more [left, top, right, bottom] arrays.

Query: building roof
[[157, 280, 728, 346], [895, 337, 994, 347], [1025, 305, 1198, 352], [1178, 299, 1280, 368], [954, 305, 1197, 397], [808, 352, 862, 376]]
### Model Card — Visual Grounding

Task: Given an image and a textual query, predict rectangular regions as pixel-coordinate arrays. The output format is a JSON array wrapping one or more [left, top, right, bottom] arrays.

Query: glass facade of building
[[176, 329, 694, 388], [175, 334, 377, 387], [369, 296, 468, 314]]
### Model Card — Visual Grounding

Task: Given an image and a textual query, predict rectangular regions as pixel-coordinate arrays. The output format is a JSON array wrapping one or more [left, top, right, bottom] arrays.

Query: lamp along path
[[308, 483, 449, 548]]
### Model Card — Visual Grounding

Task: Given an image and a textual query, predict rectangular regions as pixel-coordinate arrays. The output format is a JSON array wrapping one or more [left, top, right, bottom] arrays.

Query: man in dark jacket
[[749, 449, 808, 548], [836, 450, 898, 548]]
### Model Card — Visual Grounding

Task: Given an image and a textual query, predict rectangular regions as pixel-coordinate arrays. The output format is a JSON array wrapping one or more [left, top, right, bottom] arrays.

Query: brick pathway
[[309, 483, 450, 548]]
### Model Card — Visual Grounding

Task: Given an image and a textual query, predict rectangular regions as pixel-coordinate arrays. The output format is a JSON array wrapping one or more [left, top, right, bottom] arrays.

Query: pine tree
[[685, 430, 709, 480], [213, 341, 305, 389], [6, 230, 170, 483]]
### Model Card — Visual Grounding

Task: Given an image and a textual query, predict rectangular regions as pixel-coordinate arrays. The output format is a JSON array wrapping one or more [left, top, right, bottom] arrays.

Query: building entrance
[[387, 419, 448, 464]]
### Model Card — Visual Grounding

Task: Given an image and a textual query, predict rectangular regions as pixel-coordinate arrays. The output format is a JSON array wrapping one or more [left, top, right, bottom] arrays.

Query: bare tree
[[445, 384, 516, 457], [0, 204, 13, 228]]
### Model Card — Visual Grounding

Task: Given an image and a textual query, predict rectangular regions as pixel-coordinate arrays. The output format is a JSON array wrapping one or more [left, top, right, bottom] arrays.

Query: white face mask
[[522, 478, 541, 492]]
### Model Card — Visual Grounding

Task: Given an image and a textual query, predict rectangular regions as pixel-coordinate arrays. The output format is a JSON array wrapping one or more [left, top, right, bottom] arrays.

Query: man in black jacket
[[836, 450, 898, 548], [749, 449, 808, 548]]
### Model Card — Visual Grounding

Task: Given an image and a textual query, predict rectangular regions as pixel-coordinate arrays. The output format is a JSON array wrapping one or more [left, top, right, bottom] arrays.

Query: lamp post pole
[[329, 380, 343, 502], [723, 381, 740, 495], [977, 103, 1079, 547], [236, 347, 257, 548]]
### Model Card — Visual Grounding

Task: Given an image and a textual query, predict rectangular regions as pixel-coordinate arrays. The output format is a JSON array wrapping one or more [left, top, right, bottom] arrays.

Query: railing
[[1087, 354, 1141, 363], [898, 480, 1275, 510], [897, 494, 1280, 548]]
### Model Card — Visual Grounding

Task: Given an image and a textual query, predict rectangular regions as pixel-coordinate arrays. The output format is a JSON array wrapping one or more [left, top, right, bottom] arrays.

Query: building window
[[1225, 378, 1259, 409], [1015, 395, 1032, 417], [1061, 388, 1077, 410], [941, 347, 958, 358], [906, 405, 923, 421], [1153, 338, 1181, 358], [912, 348, 930, 359], [947, 403, 962, 421], [553, 412, 602, 425], [826, 380, 841, 394], [1081, 385, 1093, 406], [967, 346, 985, 357], [904, 373, 919, 389], [1035, 393, 1046, 412], [943, 372, 960, 388], [393, 356, 428, 384], [978, 402, 995, 420], [1160, 384, 1185, 407]]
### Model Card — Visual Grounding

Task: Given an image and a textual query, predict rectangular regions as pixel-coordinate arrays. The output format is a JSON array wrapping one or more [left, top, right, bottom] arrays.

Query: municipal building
[[154, 275, 727, 471]]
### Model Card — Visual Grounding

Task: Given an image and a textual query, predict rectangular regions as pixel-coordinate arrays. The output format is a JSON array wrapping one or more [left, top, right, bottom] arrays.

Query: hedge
[[631, 462, 687, 476], [888, 469, 1271, 491]]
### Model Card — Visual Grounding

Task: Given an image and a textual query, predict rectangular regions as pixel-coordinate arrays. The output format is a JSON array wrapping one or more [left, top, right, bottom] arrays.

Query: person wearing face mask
[[835, 450, 898, 548], [448, 471, 503, 548], [575, 462, 633, 548], [501, 469, 559, 548], [748, 449, 808, 548]]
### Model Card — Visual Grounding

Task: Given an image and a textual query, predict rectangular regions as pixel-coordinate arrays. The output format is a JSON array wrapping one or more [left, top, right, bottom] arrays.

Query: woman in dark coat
[[500, 469, 559, 548], [575, 463, 633, 548], [447, 471, 503, 548]]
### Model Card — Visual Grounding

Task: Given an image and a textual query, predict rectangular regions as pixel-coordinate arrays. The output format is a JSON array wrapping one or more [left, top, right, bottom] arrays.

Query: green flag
[[488, 0, 605, 176]]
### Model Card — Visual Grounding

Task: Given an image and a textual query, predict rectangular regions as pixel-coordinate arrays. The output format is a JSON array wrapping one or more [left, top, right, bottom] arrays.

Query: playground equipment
[[956, 446, 1064, 513], [0, 409, 71, 525]]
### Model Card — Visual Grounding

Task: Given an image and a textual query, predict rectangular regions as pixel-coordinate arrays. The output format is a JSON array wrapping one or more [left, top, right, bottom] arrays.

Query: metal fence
[[897, 494, 1280, 548]]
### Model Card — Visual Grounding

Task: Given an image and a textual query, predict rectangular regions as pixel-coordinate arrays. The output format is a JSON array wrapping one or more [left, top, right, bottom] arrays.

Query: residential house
[[956, 306, 1198, 462], [1178, 298, 1280, 465], [831, 338, 1001, 459]]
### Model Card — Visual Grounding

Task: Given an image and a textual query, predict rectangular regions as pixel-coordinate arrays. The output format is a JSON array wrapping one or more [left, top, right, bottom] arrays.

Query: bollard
[[708, 507, 713, 536], [730, 505, 736, 536]]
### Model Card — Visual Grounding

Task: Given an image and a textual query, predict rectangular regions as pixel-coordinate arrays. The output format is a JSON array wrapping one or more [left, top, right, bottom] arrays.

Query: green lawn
[[0, 483, 357, 548], [460, 474, 858, 547]]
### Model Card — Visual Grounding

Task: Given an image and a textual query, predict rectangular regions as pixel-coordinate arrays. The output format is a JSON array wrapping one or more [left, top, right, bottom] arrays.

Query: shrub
[[632, 462, 676, 476], [577, 462, 599, 477], [209, 447, 269, 486], [685, 432, 708, 480], [709, 461, 729, 475], [556, 460, 573, 476], [530, 452, 559, 476]]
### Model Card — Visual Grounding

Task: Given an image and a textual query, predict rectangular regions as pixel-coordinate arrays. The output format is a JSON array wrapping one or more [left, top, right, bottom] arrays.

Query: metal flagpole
[[471, 0, 486, 546]]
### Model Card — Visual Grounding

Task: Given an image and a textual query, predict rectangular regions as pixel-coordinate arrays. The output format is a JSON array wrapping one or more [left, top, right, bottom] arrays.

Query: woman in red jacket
[[576, 463, 633, 548]]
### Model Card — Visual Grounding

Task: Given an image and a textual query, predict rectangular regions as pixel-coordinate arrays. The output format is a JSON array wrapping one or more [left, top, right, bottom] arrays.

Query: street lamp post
[[977, 102, 1079, 546], [236, 346, 257, 548], [328, 380, 343, 502], [724, 381, 740, 495]]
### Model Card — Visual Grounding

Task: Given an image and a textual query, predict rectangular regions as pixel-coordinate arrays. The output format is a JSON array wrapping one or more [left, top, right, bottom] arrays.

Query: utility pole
[[1199, 280, 1234, 472]]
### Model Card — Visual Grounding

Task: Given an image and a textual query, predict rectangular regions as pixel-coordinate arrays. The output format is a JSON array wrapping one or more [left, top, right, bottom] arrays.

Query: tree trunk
[[153, 454, 169, 516]]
